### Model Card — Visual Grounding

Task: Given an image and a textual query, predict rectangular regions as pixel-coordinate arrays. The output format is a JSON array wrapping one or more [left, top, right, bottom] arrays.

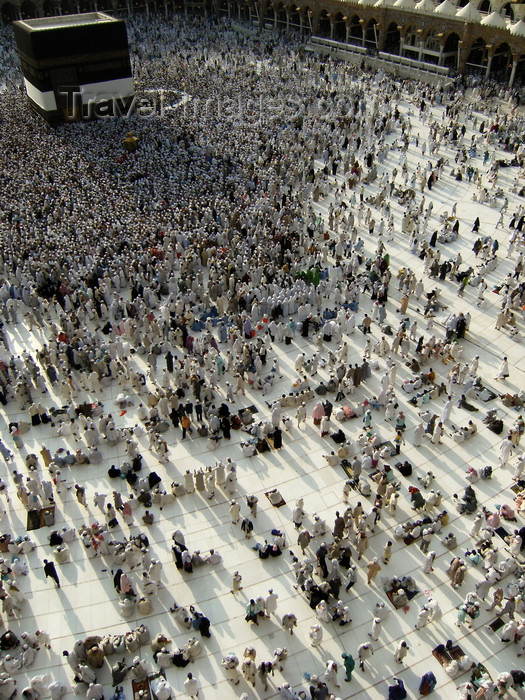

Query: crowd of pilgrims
[[0, 9, 525, 700]]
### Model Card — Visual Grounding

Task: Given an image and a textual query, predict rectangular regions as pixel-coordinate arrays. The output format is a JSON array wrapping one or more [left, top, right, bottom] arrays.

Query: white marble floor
[[1, 82, 525, 700]]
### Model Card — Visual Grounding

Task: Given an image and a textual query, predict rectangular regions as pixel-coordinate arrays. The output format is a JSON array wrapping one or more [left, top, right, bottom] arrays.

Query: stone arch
[[237, 2, 250, 21], [21, 0, 37, 16], [302, 6, 312, 32], [401, 23, 424, 58], [513, 52, 525, 85], [332, 10, 346, 41], [288, 3, 301, 29], [288, 4, 300, 27], [364, 17, 378, 48], [478, 0, 491, 13], [466, 36, 487, 72], [384, 20, 400, 53], [457, 0, 468, 6], [423, 28, 440, 63], [264, 2, 275, 25], [491, 40, 511, 76], [1, 1, 18, 20], [317, 7, 330, 37], [403, 24, 419, 47], [442, 31, 460, 68], [274, 1, 287, 26], [501, 2, 513, 19], [348, 13, 363, 44], [423, 27, 440, 47], [443, 29, 460, 47]]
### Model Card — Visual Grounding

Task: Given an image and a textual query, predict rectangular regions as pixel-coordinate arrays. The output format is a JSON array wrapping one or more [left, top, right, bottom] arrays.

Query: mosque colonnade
[[2, 0, 525, 84]]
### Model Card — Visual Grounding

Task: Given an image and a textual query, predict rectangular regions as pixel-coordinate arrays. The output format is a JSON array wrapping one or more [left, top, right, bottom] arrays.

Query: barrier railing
[[308, 35, 451, 78]]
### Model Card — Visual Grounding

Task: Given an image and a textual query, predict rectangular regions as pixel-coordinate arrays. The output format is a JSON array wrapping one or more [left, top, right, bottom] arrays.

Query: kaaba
[[13, 12, 134, 124]]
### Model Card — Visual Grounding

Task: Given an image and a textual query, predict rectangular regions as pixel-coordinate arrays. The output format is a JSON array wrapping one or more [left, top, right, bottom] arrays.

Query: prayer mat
[[378, 440, 396, 455], [488, 617, 504, 633], [256, 438, 270, 453], [477, 388, 498, 402], [449, 645, 467, 661], [471, 663, 492, 685], [265, 490, 286, 507], [341, 463, 354, 480], [238, 404, 258, 416], [132, 679, 151, 700], [40, 505, 55, 527], [148, 672, 167, 700], [386, 590, 410, 611], [432, 645, 472, 670], [386, 590, 398, 607], [27, 509, 41, 531], [432, 647, 451, 666], [27, 505, 55, 531], [385, 587, 418, 608], [495, 526, 510, 540], [239, 405, 258, 425], [76, 402, 95, 417]]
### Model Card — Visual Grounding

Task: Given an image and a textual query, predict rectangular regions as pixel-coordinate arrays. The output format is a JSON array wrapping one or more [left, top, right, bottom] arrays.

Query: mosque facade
[[234, 0, 525, 82], [2, 0, 525, 84]]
